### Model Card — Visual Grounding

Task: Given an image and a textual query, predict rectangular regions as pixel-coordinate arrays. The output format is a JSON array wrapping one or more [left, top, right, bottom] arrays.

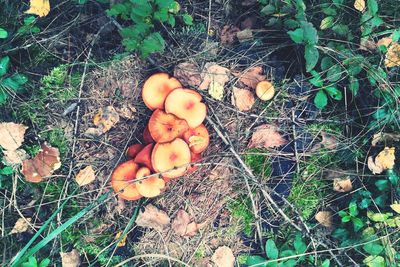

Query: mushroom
[[135, 167, 165, 198], [165, 89, 207, 128], [143, 125, 155, 144], [151, 138, 191, 179], [111, 160, 142, 201], [142, 73, 182, 110], [256, 80, 275, 101], [182, 124, 210, 154], [134, 143, 154, 171], [187, 152, 202, 174], [148, 109, 189, 143], [126, 144, 144, 159]]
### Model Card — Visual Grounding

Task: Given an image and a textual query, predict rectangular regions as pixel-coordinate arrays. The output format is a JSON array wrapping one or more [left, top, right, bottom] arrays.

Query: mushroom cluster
[[111, 73, 210, 200]]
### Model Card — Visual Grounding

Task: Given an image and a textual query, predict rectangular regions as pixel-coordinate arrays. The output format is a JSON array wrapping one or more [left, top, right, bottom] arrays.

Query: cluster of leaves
[[21, 256, 50, 267], [107, 0, 193, 57]]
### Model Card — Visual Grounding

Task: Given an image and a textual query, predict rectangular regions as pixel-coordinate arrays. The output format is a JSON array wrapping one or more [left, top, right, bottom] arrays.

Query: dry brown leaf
[[174, 62, 202, 87], [231, 87, 255, 112], [116, 104, 136, 120], [172, 209, 191, 236], [233, 66, 266, 90], [371, 132, 400, 146], [199, 63, 230, 91], [25, 0, 50, 17], [220, 25, 240, 46], [11, 218, 31, 234], [60, 249, 80, 267], [21, 144, 61, 183], [84, 127, 103, 137], [0, 122, 28, 151], [114, 231, 127, 247], [360, 38, 377, 51], [320, 131, 338, 150], [354, 0, 365, 12], [237, 29, 253, 42], [93, 106, 120, 133], [315, 211, 333, 228], [185, 221, 207, 237], [333, 178, 353, 192], [75, 166, 96, 186], [368, 156, 384, 174], [135, 204, 170, 231], [3, 149, 28, 165], [368, 147, 396, 174], [211, 246, 235, 267], [248, 124, 287, 149]]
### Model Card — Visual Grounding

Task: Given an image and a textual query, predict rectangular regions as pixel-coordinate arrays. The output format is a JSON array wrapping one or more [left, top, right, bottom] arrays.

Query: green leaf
[[107, 3, 131, 17], [322, 7, 337, 16], [261, 4, 276, 15], [39, 258, 50, 267], [283, 260, 297, 267], [0, 90, 7, 105], [375, 180, 389, 191], [367, 0, 378, 14], [0, 56, 10, 77], [326, 64, 342, 82], [1, 74, 28, 92], [363, 243, 384, 256], [182, 14, 193, 25], [320, 57, 333, 71], [153, 9, 169, 22], [246, 255, 267, 267], [325, 86, 342, 100], [140, 32, 165, 58], [321, 259, 330, 267], [305, 45, 319, 72], [301, 21, 318, 45], [387, 169, 399, 185], [168, 1, 181, 14], [314, 90, 327, 109], [131, 0, 152, 18], [284, 19, 299, 29], [367, 211, 392, 222], [0, 28, 8, 39], [77, 0, 88, 4], [0, 166, 13, 175], [265, 239, 279, 260], [294, 234, 307, 254], [374, 195, 387, 208], [168, 15, 176, 27], [320, 16, 334, 30], [363, 255, 385, 267], [342, 215, 351, 222], [338, 210, 348, 217], [349, 77, 359, 96], [349, 201, 358, 216], [288, 28, 304, 44], [352, 217, 364, 232], [29, 256, 37, 266], [332, 24, 349, 36], [24, 16, 36, 25], [392, 29, 400, 42], [279, 250, 295, 257], [309, 70, 323, 87], [331, 228, 348, 239]]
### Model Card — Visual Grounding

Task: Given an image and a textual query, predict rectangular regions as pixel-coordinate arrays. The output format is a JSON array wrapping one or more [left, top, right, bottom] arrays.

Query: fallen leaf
[[233, 66, 266, 90], [172, 209, 191, 236], [209, 80, 224, 100], [21, 143, 61, 183], [248, 124, 287, 149], [360, 38, 377, 51], [3, 149, 28, 165], [93, 106, 120, 133], [199, 63, 230, 91], [220, 25, 240, 46], [333, 178, 353, 192], [0, 122, 28, 151], [11, 218, 31, 234], [116, 104, 136, 120], [60, 249, 80, 267], [114, 231, 127, 247], [211, 246, 235, 267], [185, 221, 207, 237], [135, 204, 170, 231], [377, 36, 400, 68], [368, 156, 384, 174], [371, 132, 400, 146], [354, 0, 365, 12], [320, 131, 338, 150], [368, 147, 396, 174], [25, 0, 50, 17], [390, 203, 400, 214], [231, 87, 255, 111], [236, 29, 253, 42], [315, 211, 333, 228], [75, 166, 96, 186], [84, 127, 103, 137], [174, 62, 202, 88]]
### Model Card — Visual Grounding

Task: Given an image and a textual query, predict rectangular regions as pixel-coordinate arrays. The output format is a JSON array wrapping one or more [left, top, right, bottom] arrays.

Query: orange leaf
[[25, 0, 50, 17], [231, 87, 255, 111], [233, 66, 266, 89], [248, 124, 287, 149]]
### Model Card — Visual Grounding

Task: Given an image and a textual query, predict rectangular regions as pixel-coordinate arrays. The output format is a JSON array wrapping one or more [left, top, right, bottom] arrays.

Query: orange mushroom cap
[[134, 143, 154, 171], [165, 89, 207, 128], [126, 144, 144, 159], [111, 160, 142, 201], [151, 138, 191, 179], [148, 109, 189, 143], [256, 80, 275, 101], [135, 167, 165, 198], [182, 124, 210, 154], [187, 152, 202, 174], [142, 73, 182, 110], [143, 125, 155, 144]]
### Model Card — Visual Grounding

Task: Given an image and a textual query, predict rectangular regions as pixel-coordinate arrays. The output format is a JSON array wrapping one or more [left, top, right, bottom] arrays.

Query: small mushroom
[[135, 167, 165, 198], [134, 143, 154, 171], [126, 144, 144, 159], [148, 109, 189, 143], [143, 125, 155, 144], [151, 138, 191, 179], [111, 160, 142, 201], [256, 80, 275, 101], [142, 73, 182, 110], [182, 124, 210, 154], [165, 89, 207, 128], [187, 152, 202, 174]]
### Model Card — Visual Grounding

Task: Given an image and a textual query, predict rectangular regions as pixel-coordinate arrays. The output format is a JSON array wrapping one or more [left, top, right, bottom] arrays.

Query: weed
[[244, 148, 272, 178], [227, 197, 255, 237]]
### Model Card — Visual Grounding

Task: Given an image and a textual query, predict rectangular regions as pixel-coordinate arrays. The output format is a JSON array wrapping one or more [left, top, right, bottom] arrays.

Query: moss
[[41, 127, 70, 157], [227, 197, 255, 237], [244, 148, 272, 178]]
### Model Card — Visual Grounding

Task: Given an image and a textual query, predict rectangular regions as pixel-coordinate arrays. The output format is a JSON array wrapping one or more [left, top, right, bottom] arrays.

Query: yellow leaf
[[354, 0, 365, 12], [375, 147, 395, 170], [114, 231, 127, 247], [390, 203, 400, 214], [25, 0, 50, 17], [208, 81, 224, 100], [75, 166, 96, 186]]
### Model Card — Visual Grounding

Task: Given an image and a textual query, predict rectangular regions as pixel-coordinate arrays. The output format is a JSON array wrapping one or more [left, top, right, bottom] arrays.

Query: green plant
[[338, 201, 364, 232], [227, 197, 255, 236], [21, 256, 50, 267], [107, 0, 193, 57], [0, 56, 28, 104]]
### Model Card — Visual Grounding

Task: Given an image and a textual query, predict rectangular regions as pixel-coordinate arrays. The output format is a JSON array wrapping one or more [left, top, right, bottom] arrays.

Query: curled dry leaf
[[233, 66, 266, 90], [135, 204, 170, 231], [354, 0, 365, 12], [114, 231, 127, 247], [371, 132, 400, 146], [171, 209, 207, 237], [25, 0, 50, 17], [93, 106, 120, 133], [199, 62, 230, 91], [3, 149, 28, 165], [248, 124, 287, 149], [220, 25, 240, 46], [174, 62, 202, 88], [315, 211, 333, 228], [21, 144, 61, 183], [211, 246, 235, 267], [333, 178, 353, 192], [368, 147, 396, 174], [320, 131, 338, 150], [377, 36, 400, 68], [0, 122, 28, 151], [75, 165, 96, 186], [11, 218, 31, 234], [60, 249, 80, 267], [231, 87, 255, 111], [368, 156, 383, 174]]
